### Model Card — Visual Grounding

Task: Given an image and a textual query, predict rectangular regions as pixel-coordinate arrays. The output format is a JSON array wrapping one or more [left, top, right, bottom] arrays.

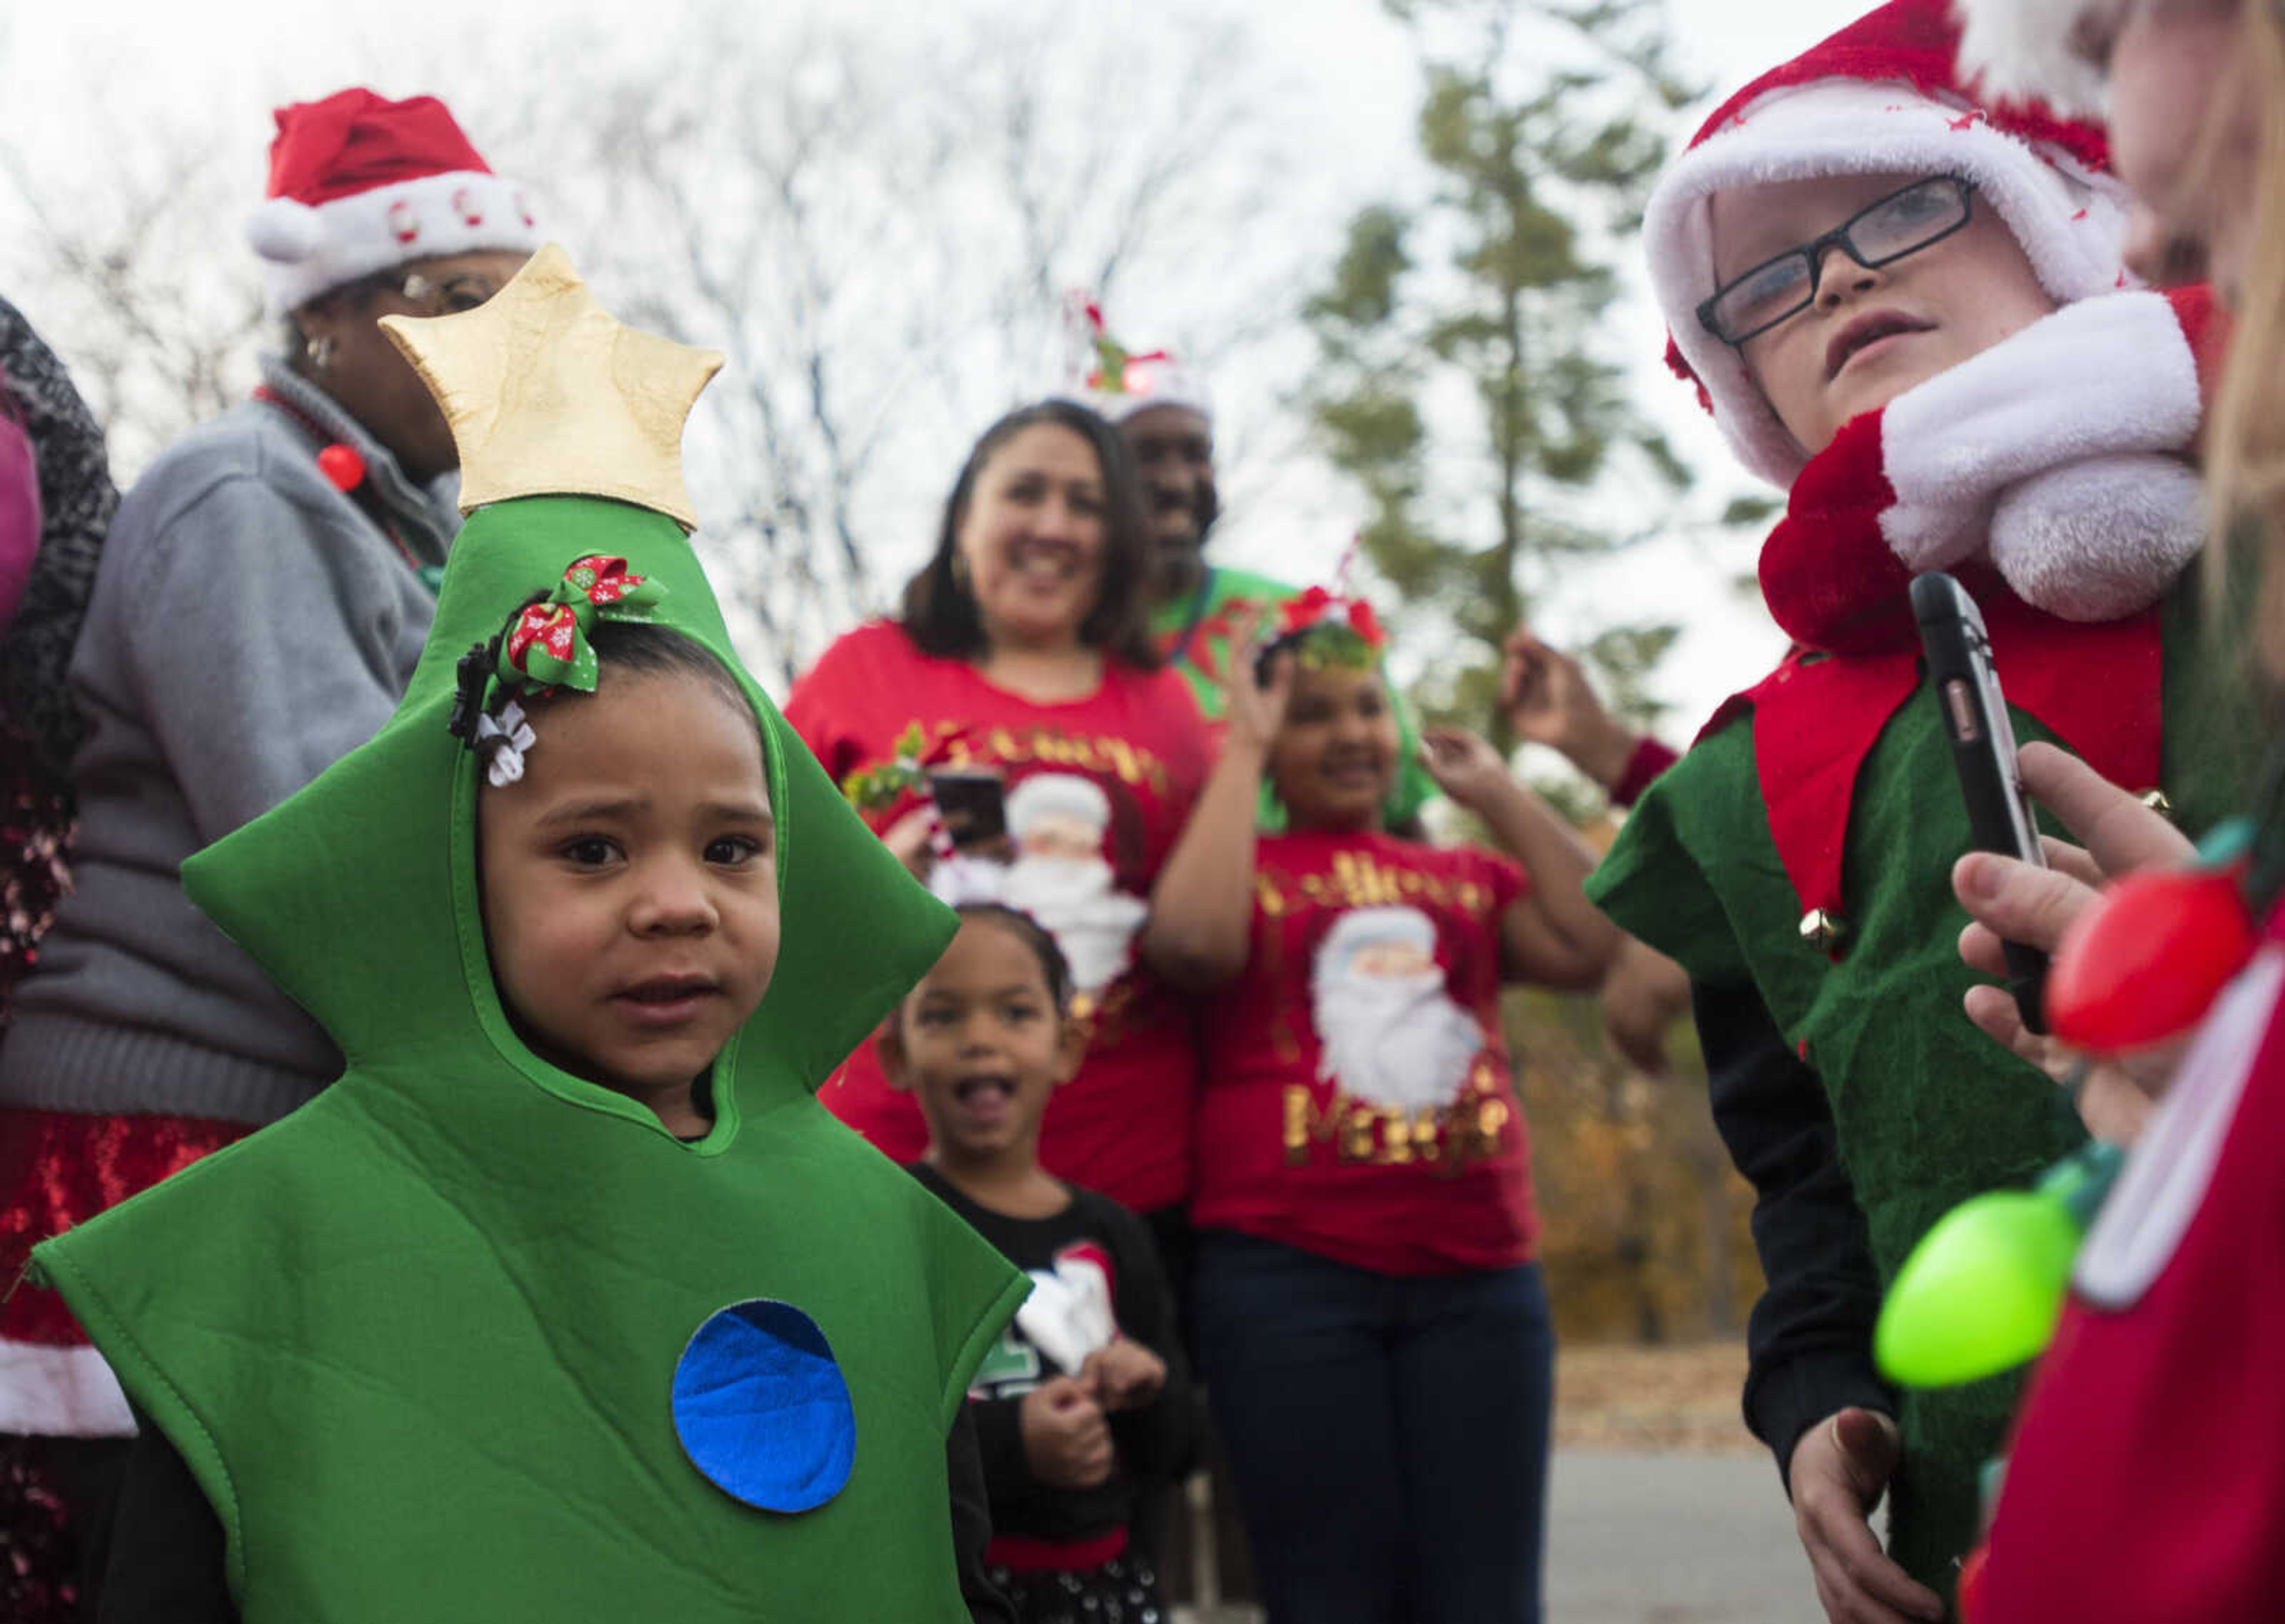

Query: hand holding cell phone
[[926, 769, 1007, 851]]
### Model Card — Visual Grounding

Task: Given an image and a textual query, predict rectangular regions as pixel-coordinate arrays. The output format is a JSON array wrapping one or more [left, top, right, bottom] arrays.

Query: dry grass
[[1554, 1340, 1761, 1455]]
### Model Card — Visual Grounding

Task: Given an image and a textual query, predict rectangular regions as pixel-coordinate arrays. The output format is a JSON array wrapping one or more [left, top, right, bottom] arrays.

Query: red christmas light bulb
[[316, 443, 366, 493], [2046, 864, 2259, 1054]]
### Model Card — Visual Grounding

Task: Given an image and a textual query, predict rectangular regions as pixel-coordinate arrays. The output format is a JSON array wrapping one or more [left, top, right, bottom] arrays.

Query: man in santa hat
[[0, 87, 540, 1620], [1582, 1, 2251, 1616]]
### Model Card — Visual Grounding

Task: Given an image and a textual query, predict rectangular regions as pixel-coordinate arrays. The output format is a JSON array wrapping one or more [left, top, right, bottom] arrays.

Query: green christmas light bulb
[[1875, 1141, 2124, 1388]]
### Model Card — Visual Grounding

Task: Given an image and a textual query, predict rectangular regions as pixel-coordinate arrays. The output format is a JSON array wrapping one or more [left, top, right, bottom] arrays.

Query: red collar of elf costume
[[1702, 412, 2163, 953]]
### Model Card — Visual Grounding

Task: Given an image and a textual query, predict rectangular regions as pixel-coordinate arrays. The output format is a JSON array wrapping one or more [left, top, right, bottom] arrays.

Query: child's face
[[478, 671, 779, 1122], [1269, 664, 1399, 831], [1710, 170, 2059, 455], [891, 918, 1077, 1163]]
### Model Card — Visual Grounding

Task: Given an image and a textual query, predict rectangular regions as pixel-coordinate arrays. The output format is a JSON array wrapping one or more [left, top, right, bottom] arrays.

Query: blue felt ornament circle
[[672, 1299, 857, 1514]]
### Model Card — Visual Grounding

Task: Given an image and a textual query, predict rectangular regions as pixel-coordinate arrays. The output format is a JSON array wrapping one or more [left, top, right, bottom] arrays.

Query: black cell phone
[[926, 769, 1007, 849], [1911, 571, 2049, 1034]]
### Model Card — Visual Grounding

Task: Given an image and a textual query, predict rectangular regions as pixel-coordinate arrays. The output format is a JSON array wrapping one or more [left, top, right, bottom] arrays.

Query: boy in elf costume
[[1584, 0, 2252, 1612], [23, 248, 1028, 1621]]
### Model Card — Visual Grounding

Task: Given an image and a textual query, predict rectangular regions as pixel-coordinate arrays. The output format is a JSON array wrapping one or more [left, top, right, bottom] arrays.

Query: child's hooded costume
[[26, 246, 1029, 1621], [1585, 0, 2253, 1595]]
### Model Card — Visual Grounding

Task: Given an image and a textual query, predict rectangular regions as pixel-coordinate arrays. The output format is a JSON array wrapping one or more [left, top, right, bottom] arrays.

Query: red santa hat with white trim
[[1645, 0, 2133, 488], [1953, 0, 2123, 120], [246, 89, 543, 318]]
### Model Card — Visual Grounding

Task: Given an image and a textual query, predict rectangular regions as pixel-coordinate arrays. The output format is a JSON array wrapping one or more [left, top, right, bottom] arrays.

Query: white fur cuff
[[1989, 453, 2207, 621], [1883, 291, 2201, 515]]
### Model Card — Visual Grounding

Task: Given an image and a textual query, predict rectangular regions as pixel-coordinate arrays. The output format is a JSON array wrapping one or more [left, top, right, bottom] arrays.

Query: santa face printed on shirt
[[968, 772, 1148, 996], [969, 1241, 1119, 1397], [1310, 905, 1487, 1113]]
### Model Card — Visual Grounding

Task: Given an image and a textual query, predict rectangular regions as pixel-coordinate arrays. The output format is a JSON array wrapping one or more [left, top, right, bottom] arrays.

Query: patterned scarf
[[0, 297, 115, 775]]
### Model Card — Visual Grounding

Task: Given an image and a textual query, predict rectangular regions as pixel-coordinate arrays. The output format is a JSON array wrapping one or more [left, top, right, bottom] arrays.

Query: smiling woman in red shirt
[[785, 401, 1209, 1250]]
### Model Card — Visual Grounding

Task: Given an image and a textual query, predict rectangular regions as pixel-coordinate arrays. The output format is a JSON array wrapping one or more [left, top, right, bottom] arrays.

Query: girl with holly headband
[[1141, 595, 1617, 1624]]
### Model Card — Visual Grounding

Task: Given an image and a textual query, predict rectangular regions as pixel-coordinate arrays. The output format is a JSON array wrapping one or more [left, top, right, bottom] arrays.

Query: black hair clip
[[446, 637, 500, 744]]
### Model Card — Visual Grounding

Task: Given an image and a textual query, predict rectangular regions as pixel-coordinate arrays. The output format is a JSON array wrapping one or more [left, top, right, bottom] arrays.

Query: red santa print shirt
[[1193, 828, 1540, 1275], [784, 621, 1210, 1212]]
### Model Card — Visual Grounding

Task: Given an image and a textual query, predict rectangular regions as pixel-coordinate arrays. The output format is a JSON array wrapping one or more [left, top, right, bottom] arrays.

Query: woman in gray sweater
[[0, 87, 537, 1622]]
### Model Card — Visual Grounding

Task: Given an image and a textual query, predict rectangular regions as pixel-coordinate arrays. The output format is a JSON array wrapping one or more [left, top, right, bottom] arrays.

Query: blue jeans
[[1190, 1231, 1554, 1624]]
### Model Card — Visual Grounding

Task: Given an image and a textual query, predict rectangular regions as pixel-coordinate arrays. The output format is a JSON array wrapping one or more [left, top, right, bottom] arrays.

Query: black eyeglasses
[[349, 269, 502, 318], [395, 271, 503, 317], [1698, 176, 1977, 347]]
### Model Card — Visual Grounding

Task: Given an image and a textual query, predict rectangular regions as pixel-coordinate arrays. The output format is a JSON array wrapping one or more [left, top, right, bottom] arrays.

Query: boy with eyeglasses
[[1584, 2, 2244, 1619]]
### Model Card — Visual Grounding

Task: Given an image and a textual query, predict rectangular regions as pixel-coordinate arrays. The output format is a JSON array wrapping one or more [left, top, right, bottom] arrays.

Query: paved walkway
[[1177, 1449, 1823, 1623], [1548, 1450, 1821, 1623]]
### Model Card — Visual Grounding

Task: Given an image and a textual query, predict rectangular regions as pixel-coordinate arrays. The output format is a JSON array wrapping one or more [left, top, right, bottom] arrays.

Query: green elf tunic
[[27, 249, 1028, 1623], [1153, 562, 1433, 828], [1591, 569, 2252, 1591]]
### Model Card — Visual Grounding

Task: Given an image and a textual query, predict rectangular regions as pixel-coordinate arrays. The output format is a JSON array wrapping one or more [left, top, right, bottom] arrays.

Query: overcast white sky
[[1, 0, 1851, 737]]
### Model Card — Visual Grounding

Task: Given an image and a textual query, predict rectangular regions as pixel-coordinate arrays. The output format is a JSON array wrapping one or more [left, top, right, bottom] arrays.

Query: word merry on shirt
[[899, 718, 1175, 796], [1282, 1067, 1514, 1175], [1256, 852, 1496, 918]]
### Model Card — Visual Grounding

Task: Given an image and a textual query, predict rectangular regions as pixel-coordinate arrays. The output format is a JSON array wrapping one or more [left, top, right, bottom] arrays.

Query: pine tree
[[1307, 0, 1768, 756]]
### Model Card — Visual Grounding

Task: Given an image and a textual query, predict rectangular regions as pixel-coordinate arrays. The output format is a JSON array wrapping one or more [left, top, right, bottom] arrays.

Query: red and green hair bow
[[498, 555, 667, 693], [1275, 586, 1386, 670]]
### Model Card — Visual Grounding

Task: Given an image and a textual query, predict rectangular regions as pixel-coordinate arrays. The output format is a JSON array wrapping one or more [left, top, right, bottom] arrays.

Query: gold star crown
[[380, 243, 724, 530]]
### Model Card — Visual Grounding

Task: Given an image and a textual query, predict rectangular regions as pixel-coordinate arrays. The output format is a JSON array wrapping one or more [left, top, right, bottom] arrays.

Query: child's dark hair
[[954, 903, 1075, 1015], [471, 621, 755, 782]]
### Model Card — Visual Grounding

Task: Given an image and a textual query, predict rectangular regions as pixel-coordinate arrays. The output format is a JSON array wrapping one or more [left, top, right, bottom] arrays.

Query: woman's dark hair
[[899, 400, 1163, 671], [954, 903, 1075, 1015]]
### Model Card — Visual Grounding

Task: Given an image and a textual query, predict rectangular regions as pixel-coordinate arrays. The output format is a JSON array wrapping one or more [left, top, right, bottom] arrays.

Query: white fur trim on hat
[[1954, 0, 2124, 119], [251, 169, 543, 316], [1645, 79, 2133, 487], [1006, 772, 1112, 836]]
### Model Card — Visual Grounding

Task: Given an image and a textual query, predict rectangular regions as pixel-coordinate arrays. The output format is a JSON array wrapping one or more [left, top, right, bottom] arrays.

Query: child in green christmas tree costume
[[1584, 1, 2251, 1616], [27, 246, 1029, 1623]]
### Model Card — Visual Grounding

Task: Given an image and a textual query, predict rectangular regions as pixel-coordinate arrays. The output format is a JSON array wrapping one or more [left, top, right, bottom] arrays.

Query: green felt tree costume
[[29, 247, 1028, 1621]]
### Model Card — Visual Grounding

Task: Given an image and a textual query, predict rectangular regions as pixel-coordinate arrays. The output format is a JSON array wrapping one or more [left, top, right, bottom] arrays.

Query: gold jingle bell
[[1799, 908, 1845, 951]]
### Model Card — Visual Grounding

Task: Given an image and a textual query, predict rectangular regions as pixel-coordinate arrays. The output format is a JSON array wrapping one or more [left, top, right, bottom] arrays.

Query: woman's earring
[[311, 336, 337, 373]]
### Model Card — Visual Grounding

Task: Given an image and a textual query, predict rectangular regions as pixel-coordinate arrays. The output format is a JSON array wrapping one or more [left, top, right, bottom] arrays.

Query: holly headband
[[447, 553, 669, 786], [1272, 586, 1387, 672]]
